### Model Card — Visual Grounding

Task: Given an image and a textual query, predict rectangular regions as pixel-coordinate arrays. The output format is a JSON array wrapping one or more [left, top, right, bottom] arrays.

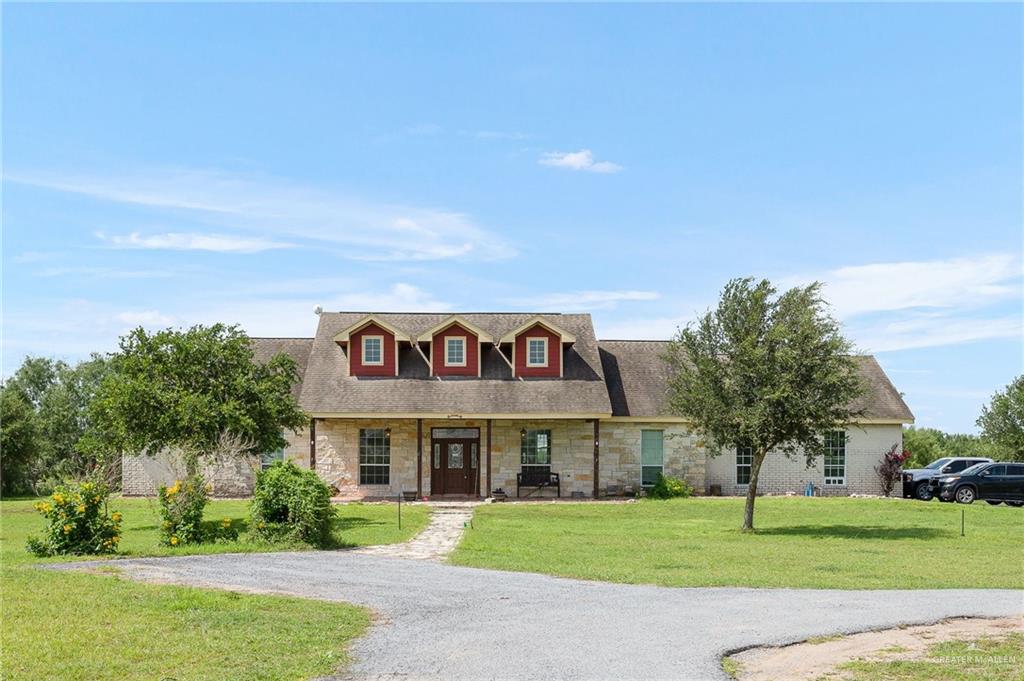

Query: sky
[[2, 4, 1021, 434]]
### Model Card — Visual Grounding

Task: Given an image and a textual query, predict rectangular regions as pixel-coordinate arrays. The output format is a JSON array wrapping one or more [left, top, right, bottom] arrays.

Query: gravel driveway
[[57, 552, 1023, 680]]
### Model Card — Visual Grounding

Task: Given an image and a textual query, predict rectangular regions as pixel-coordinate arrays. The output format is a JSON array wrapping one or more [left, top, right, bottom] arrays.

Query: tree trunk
[[742, 449, 768, 532]]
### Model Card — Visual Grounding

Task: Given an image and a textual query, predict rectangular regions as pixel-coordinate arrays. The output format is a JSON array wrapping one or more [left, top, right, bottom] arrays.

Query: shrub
[[27, 481, 121, 556], [157, 475, 210, 546], [875, 444, 912, 497], [250, 461, 335, 548], [648, 473, 694, 499]]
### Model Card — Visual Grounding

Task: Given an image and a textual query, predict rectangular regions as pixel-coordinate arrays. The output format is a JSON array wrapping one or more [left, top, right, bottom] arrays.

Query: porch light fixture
[[385, 428, 391, 440], [520, 428, 526, 441]]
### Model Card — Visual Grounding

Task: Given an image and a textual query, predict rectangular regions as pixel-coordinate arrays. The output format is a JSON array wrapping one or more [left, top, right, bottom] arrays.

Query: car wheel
[[955, 486, 976, 504], [915, 482, 933, 501], [1006, 501, 1024, 508], [985, 500, 1002, 505]]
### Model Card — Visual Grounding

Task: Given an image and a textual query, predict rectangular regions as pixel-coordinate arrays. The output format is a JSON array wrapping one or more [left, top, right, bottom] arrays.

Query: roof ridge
[[250, 336, 314, 340], [321, 311, 569, 316]]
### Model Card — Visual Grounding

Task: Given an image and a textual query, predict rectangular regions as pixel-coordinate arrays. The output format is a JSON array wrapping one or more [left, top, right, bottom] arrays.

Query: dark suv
[[902, 457, 992, 501], [934, 462, 1024, 506]]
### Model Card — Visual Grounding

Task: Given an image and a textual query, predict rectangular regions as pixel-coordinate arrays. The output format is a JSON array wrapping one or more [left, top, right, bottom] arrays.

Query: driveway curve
[[57, 552, 1023, 680]]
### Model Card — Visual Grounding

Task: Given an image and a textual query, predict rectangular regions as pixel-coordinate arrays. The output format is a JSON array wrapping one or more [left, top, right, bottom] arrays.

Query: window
[[824, 430, 846, 485], [362, 336, 383, 365], [986, 465, 1006, 476], [359, 428, 390, 485], [1006, 464, 1024, 476], [641, 430, 664, 487], [260, 448, 285, 470], [736, 445, 753, 485], [526, 337, 548, 367], [445, 337, 466, 366], [521, 429, 551, 472]]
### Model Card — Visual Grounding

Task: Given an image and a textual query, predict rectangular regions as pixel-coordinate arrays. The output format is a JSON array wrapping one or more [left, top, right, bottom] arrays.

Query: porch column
[[309, 418, 317, 471], [416, 418, 423, 497], [592, 419, 600, 498], [486, 418, 492, 497]]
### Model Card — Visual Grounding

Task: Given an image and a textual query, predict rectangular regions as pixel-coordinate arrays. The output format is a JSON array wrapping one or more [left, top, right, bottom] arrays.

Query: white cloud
[[539, 149, 622, 173], [509, 289, 659, 312], [10, 168, 515, 262], [116, 310, 176, 326], [789, 254, 1022, 319], [99, 231, 295, 253], [35, 266, 178, 279], [405, 122, 442, 136], [848, 314, 1021, 353]]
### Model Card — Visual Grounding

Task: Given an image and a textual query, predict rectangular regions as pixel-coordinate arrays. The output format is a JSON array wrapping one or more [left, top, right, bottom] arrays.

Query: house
[[122, 311, 914, 498]]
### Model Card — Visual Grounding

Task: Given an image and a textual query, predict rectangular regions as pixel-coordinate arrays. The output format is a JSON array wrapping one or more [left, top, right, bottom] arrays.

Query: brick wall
[[704, 424, 903, 496]]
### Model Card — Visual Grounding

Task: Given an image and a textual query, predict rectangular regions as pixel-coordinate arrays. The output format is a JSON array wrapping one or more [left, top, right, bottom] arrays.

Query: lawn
[[1, 497, 431, 680], [450, 497, 1024, 589]]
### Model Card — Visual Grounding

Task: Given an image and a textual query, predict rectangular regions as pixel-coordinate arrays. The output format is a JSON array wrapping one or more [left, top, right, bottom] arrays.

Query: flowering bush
[[27, 481, 121, 556], [875, 444, 912, 497], [250, 461, 334, 548], [157, 475, 210, 546], [647, 473, 695, 499]]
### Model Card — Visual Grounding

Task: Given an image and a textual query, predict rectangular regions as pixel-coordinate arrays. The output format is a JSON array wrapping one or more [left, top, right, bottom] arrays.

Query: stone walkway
[[350, 501, 479, 561]]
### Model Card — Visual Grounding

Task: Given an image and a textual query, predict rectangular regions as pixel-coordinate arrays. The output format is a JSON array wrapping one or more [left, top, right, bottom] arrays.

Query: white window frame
[[824, 430, 846, 486], [526, 337, 548, 367], [736, 445, 753, 486], [445, 336, 467, 367], [361, 335, 384, 366]]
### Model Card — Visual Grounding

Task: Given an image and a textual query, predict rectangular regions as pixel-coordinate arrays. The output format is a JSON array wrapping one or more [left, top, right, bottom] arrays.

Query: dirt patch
[[728, 616, 1023, 680]]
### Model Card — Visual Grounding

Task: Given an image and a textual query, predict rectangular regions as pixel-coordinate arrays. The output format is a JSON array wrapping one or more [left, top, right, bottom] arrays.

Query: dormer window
[[445, 337, 466, 367], [526, 337, 548, 367], [362, 336, 383, 365]]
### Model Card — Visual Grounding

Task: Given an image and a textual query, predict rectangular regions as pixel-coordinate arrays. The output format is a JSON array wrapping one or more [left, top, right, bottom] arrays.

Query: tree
[[902, 426, 1003, 468], [3, 355, 116, 492], [665, 278, 863, 531], [977, 376, 1024, 457], [88, 324, 307, 474], [0, 384, 42, 496]]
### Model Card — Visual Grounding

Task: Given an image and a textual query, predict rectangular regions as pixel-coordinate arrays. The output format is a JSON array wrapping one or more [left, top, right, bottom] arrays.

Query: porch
[[309, 417, 602, 500]]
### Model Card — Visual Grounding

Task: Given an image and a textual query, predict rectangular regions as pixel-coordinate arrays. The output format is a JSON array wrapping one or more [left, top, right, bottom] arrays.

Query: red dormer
[[500, 317, 576, 378], [334, 315, 409, 377], [420, 316, 493, 377]]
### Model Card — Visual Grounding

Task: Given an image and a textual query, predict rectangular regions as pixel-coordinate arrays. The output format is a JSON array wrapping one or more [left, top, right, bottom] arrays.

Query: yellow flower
[[221, 517, 232, 527], [77, 504, 86, 513], [52, 493, 65, 504], [258, 521, 266, 529], [170, 536, 179, 546], [63, 524, 72, 534], [112, 512, 123, 523], [112, 535, 120, 543]]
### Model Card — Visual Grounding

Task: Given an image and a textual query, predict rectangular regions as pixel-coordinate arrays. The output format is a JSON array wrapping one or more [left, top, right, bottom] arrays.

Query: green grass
[[1, 497, 431, 680], [451, 497, 1024, 589], [839, 633, 1024, 680]]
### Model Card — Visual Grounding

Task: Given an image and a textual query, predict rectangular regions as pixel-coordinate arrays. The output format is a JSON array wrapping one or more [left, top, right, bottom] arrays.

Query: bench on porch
[[516, 470, 560, 498]]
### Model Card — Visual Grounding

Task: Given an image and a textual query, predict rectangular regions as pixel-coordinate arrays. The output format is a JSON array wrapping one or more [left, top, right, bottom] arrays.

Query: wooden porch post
[[486, 418, 492, 497], [309, 418, 317, 471], [416, 418, 423, 497], [593, 419, 600, 498]]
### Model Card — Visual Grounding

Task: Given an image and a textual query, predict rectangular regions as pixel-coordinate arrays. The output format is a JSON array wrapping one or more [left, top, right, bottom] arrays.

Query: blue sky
[[3, 4, 1021, 433]]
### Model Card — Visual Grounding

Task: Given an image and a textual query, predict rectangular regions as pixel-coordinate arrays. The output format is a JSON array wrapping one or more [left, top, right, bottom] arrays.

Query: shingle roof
[[249, 320, 913, 423], [599, 341, 914, 422], [298, 312, 612, 415], [250, 337, 314, 400]]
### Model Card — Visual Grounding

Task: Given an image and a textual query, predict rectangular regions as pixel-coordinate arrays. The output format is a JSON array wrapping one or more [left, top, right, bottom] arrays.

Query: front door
[[430, 428, 479, 496]]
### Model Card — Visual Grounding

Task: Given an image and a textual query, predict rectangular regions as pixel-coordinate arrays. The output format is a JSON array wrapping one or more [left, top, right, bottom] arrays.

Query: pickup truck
[[901, 456, 993, 501]]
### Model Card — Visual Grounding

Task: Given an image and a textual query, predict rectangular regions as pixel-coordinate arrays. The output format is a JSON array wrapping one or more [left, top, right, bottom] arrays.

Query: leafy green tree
[[3, 355, 115, 491], [88, 324, 307, 475], [902, 426, 1004, 467], [665, 278, 863, 531], [977, 376, 1023, 458], [0, 384, 42, 496]]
